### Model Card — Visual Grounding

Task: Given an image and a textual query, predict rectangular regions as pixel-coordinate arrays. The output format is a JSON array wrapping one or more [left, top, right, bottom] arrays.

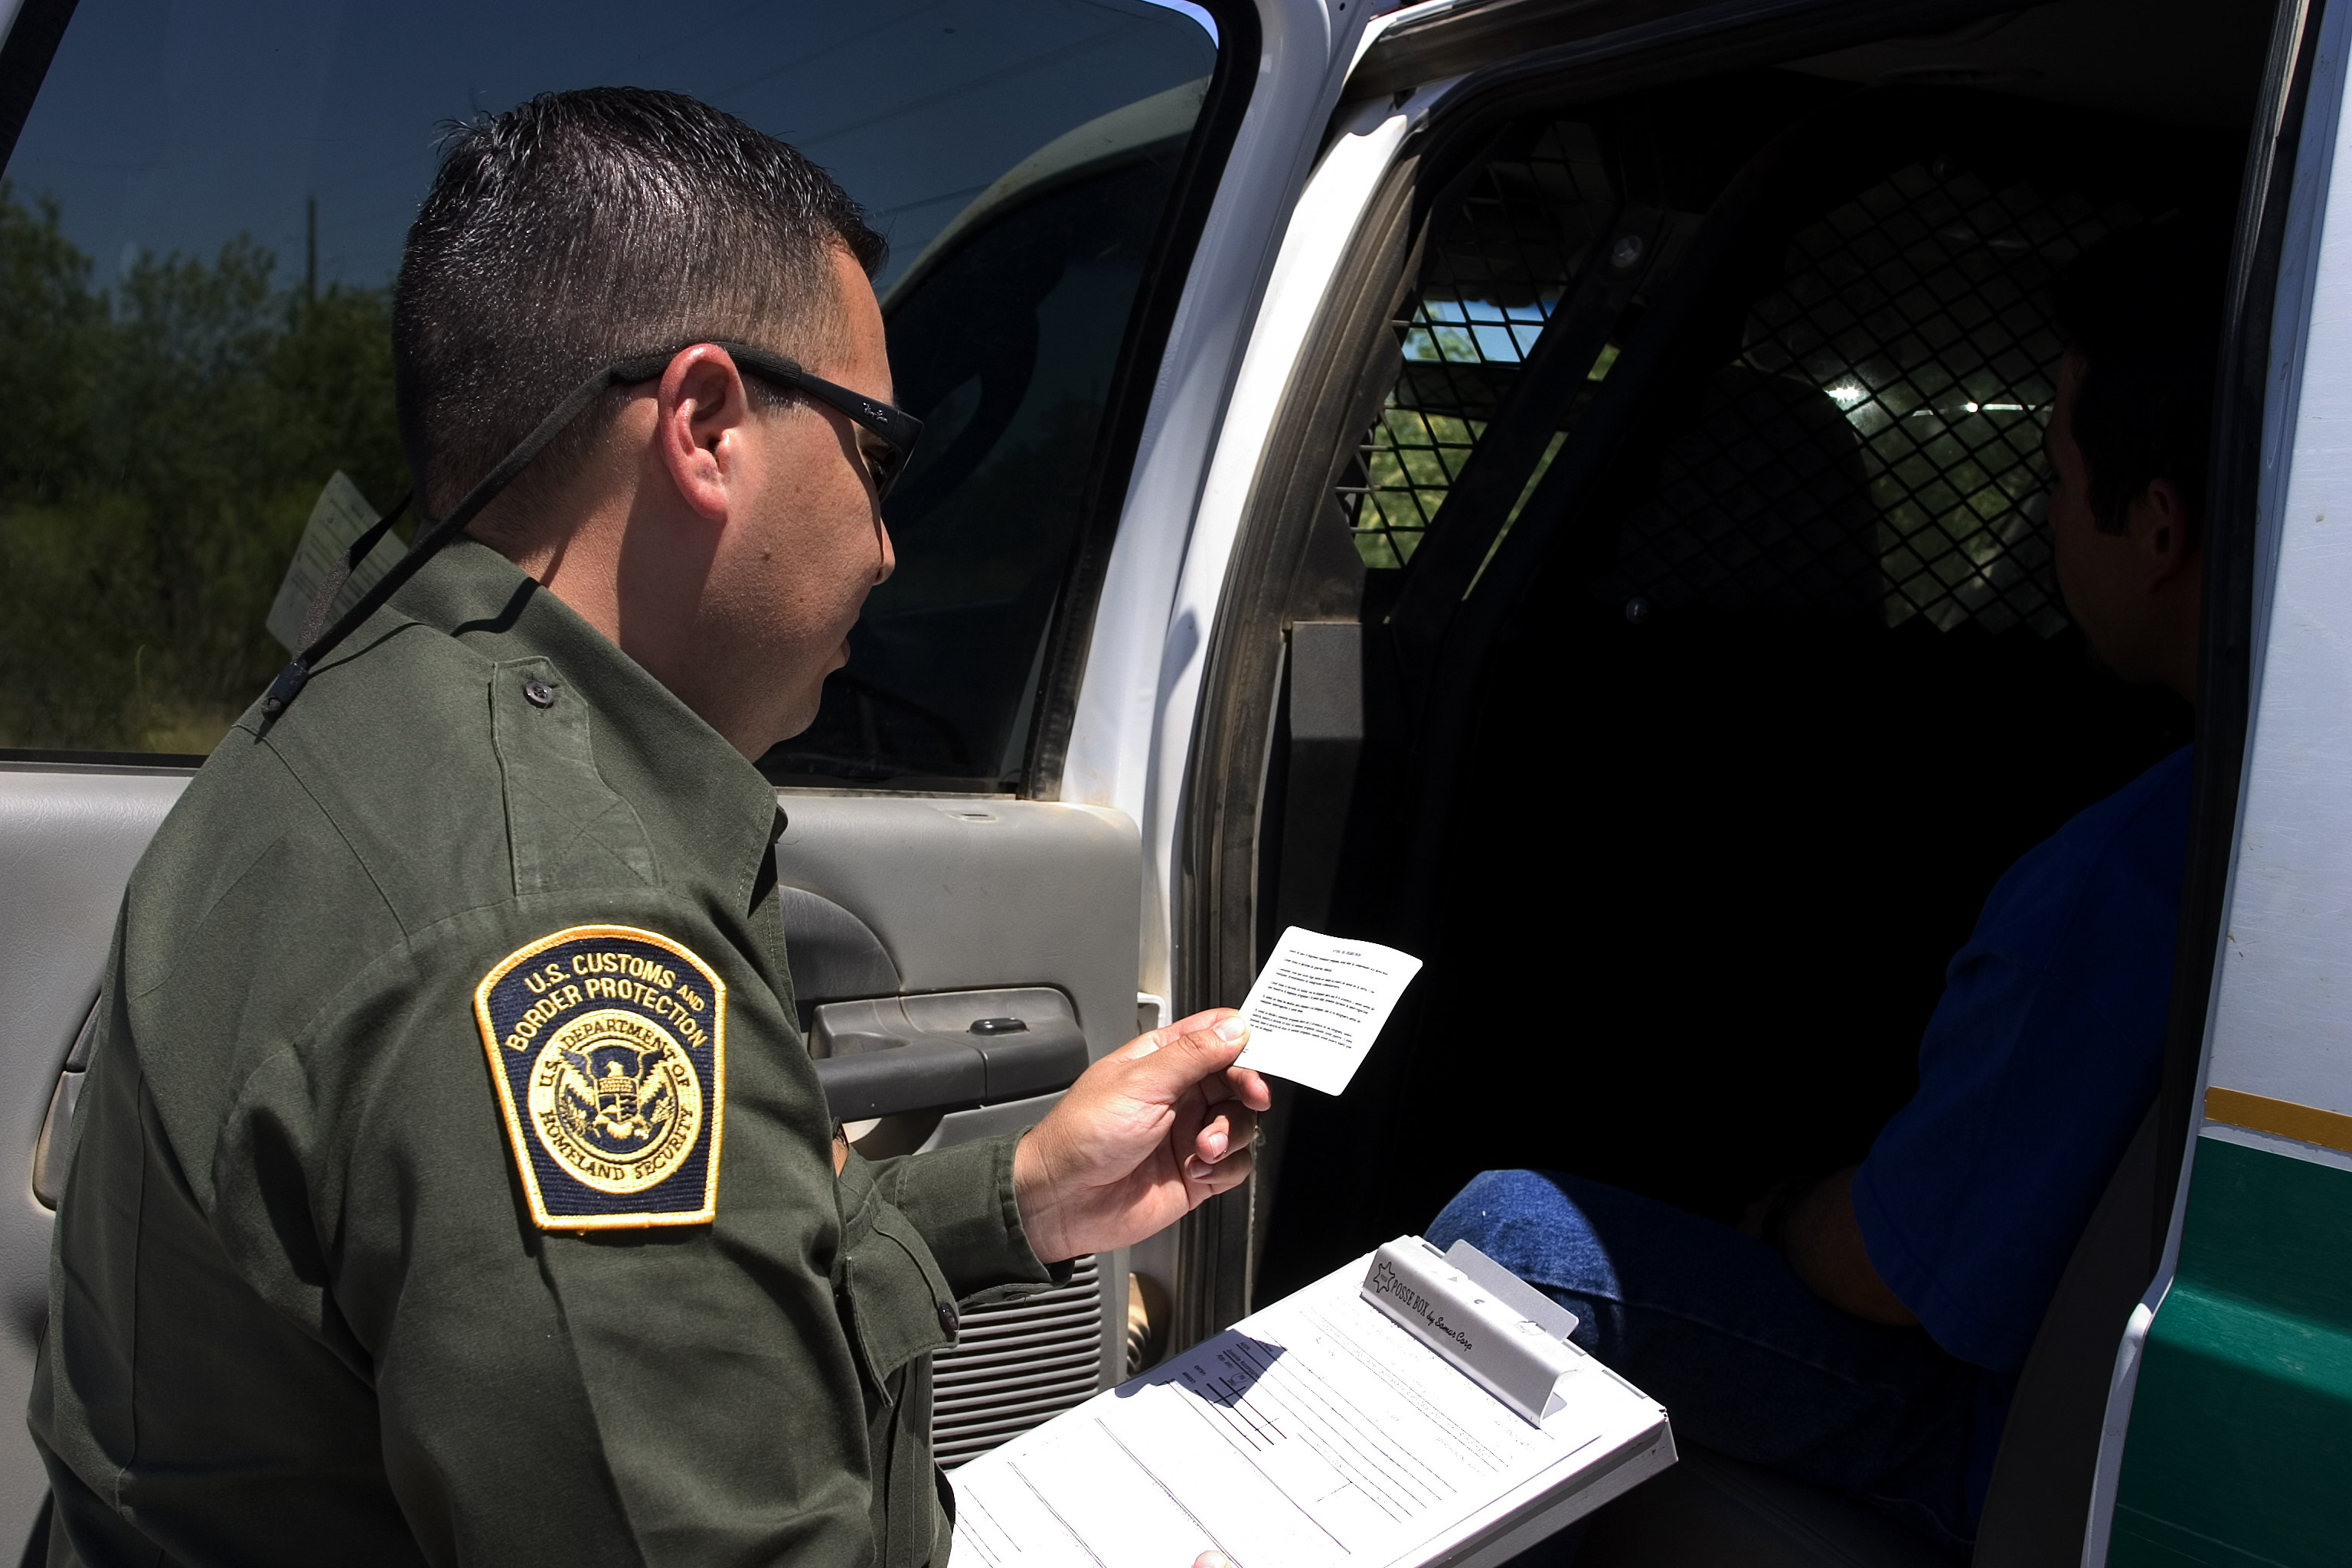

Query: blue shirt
[[1854, 745, 2192, 1377]]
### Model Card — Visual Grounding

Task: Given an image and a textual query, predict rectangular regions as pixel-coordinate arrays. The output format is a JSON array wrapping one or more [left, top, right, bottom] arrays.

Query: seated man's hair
[[2053, 217, 2231, 545], [394, 87, 884, 523]]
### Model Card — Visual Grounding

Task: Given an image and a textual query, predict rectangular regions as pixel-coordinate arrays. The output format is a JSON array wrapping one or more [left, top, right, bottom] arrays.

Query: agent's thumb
[[1128, 1015, 1248, 1100]]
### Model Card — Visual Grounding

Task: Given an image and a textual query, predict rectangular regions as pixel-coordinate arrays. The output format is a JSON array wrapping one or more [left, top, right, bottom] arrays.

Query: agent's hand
[[1193, 1556, 1233, 1567], [1012, 1008, 1269, 1264]]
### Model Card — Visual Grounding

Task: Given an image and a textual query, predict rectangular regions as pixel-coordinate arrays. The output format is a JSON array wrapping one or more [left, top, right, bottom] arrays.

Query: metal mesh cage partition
[[1594, 159, 2140, 633], [1342, 120, 1618, 568]]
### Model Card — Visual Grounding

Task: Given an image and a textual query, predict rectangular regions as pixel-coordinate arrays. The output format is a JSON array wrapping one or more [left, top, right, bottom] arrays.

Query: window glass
[[772, 72, 1210, 788], [0, 0, 1219, 765]]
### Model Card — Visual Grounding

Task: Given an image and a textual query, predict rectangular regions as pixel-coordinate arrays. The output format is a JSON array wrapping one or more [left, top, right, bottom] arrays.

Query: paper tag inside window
[[266, 472, 403, 652]]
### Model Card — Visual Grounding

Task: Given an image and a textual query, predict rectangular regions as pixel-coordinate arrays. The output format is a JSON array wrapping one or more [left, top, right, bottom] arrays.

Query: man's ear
[[654, 345, 755, 524], [2130, 475, 2200, 589]]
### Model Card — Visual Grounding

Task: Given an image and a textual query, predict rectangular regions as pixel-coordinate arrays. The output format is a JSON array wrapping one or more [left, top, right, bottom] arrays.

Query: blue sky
[[7, 0, 1217, 292]]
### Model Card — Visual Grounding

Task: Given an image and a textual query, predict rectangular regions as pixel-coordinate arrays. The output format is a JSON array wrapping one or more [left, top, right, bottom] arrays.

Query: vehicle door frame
[[1157, 11, 2332, 1561], [2085, 0, 2343, 1556]]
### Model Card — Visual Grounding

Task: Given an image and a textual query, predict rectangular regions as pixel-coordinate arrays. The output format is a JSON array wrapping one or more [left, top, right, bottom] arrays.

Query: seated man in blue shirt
[[1429, 223, 2223, 1553]]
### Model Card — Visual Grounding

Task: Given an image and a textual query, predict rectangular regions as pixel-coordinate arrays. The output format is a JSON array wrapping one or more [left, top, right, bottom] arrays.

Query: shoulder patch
[[474, 925, 725, 1230]]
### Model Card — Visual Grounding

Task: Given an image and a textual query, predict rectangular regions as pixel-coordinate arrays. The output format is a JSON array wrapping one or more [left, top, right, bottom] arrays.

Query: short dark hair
[[2053, 218, 2230, 544], [394, 87, 886, 521]]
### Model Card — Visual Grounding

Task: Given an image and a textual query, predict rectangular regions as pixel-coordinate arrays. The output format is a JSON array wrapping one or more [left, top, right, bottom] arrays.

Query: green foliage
[[0, 185, 404, 752], [1351, 403, 1485, 567]]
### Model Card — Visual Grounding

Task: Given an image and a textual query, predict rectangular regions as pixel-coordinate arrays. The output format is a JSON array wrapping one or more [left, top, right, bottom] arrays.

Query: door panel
[[0, 766, 1141, 1546], [773, 796, 1143, 1462], [0, 764, 193, 1544], [775, 798, 1140, 1062]]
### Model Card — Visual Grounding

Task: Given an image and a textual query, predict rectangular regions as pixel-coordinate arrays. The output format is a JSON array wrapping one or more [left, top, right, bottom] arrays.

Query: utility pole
[[305, 196, 318, 305]]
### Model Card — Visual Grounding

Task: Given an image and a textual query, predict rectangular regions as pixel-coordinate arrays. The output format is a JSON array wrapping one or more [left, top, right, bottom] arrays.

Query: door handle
[[809, 987, 1088, 1122], [33, 999, 100, 1210]]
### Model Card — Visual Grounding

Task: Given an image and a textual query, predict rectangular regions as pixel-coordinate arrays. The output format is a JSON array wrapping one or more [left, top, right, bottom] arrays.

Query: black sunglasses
[[613, 339, 925, 499]]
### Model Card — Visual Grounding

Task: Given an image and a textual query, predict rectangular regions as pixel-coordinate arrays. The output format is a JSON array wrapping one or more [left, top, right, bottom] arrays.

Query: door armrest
[[810, 987, 1089, 1121]]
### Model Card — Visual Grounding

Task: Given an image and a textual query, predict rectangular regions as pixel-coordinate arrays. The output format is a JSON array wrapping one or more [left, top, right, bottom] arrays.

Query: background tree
[[0, 183, 403, 752]]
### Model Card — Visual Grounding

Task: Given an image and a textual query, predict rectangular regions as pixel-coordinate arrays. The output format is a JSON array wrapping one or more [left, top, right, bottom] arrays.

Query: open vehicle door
[[0, 0, 1378, 1553]]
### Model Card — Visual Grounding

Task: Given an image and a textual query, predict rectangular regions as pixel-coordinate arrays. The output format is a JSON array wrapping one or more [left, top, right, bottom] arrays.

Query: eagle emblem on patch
[[474, 925, 725, 1229]]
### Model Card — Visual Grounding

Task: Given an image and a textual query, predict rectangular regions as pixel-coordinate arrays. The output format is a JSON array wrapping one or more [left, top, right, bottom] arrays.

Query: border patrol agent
[[28, 88, 1267, 1567]]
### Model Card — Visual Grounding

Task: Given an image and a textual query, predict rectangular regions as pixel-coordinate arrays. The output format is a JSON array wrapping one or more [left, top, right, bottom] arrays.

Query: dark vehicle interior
[[1270, 72, 2233, 1282], [1187, 0, 2282, 1560]]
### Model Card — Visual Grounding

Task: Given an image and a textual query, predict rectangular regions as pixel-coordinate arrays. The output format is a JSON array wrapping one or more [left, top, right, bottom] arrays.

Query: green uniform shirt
[[30, 538, 1057, 1566]]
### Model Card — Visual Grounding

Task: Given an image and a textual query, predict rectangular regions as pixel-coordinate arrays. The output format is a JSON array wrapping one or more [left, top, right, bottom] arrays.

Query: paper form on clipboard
[[950, 1240, 1674, 1568]]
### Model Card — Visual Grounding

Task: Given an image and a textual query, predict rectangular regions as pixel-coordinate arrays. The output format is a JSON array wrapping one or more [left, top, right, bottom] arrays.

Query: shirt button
[[523, 678, 557, 708], [937, 1302, 959, 1340]]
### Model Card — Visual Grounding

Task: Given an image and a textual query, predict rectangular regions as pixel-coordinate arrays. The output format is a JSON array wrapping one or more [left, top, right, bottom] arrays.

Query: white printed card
[[1231, 926, 1422, 1096]]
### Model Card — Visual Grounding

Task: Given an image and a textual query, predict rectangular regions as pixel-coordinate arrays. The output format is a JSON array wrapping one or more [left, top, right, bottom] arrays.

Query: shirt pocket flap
[[843, 1201, 957, 1386]]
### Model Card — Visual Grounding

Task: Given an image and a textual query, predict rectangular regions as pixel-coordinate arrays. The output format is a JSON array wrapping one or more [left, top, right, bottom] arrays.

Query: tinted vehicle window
[[773, 76, 1209, 788], [0, 0, 1218, 769]]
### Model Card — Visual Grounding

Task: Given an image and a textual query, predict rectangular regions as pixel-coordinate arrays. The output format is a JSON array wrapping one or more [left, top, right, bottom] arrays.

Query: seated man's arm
[[1777, 751, 2196, 1363], [1776, 1168, 1919, 1327]]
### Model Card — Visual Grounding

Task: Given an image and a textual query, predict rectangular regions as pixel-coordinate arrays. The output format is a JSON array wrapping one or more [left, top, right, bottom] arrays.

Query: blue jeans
[[1429, 1170, 1979, 1555]]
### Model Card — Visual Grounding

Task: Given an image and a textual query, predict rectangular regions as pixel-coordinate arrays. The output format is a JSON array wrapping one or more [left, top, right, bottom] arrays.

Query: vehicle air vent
[[932, 1253, 1107, 1467]]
